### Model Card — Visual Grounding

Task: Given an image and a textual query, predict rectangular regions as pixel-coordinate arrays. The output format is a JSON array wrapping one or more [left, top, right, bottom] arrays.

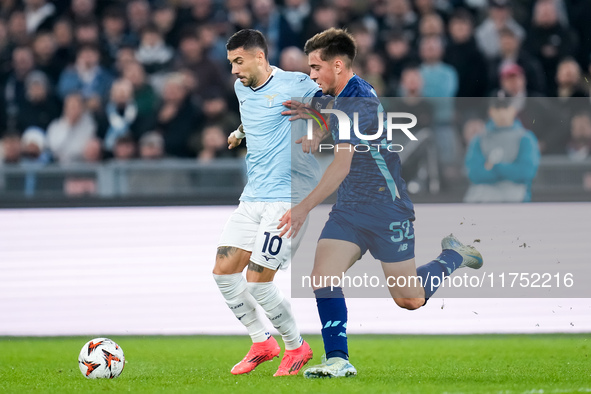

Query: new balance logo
[[397, 243, 408, 252]]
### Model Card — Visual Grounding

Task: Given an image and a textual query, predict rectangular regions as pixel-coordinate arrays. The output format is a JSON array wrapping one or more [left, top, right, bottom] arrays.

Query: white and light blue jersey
[[235, 67, 321, 203]]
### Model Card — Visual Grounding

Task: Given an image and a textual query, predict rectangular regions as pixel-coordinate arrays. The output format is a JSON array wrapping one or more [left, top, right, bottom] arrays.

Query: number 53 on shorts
[[389, 219, 414, 253]]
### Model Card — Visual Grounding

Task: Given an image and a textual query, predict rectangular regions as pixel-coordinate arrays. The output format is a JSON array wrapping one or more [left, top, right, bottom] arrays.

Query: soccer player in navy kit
[[278, 28, 484, 378]]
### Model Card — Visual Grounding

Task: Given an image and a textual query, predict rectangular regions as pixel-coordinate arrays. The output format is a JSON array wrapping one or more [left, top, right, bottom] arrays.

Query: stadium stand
[[0, 0, 590, 205]]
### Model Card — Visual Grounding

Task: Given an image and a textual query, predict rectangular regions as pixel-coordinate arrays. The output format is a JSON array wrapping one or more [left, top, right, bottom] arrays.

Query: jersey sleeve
[[290, 73, 321, 98], [311, 91, 333, 111]]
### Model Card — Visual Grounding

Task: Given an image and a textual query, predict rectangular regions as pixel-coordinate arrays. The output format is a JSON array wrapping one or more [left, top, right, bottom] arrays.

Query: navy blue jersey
[[330, 75, 414, 218]]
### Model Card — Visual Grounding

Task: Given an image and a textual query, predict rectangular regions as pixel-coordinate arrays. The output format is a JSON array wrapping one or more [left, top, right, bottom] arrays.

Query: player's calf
[[247, 281, 303, 351], [213, 273, 270, 344]]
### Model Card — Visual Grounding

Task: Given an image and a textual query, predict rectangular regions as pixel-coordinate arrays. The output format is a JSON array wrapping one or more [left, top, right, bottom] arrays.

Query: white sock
[[213, 273, 269, 343], [247, 281, 303, 350]]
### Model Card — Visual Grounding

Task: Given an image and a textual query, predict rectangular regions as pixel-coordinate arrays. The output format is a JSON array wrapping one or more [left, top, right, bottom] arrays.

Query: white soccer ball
[[78, 338, 125, 379]]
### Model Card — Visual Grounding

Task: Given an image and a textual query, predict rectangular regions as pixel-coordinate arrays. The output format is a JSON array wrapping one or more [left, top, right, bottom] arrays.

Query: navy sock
[[314, 286, 348, 360], [416, 249, 462, 299]]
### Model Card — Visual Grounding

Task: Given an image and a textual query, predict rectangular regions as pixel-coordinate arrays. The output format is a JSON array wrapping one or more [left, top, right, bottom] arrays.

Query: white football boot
[[441, 233, 483, 269], [303, 354, 357, 379]]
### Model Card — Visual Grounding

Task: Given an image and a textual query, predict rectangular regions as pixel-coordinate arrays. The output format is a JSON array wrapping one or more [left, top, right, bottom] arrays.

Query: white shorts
[[217, 201, 309, 270]]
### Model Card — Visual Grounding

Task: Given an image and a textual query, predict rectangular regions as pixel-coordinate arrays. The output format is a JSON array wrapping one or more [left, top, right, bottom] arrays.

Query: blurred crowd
[[0, 0, 591, 169]]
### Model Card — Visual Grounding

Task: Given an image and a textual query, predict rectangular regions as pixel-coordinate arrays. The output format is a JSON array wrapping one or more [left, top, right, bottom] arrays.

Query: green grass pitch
[[0, 334, 589, 393]]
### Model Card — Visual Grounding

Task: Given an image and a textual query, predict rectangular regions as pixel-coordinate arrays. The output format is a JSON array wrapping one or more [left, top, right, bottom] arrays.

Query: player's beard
[[239, 75, 257, 87]]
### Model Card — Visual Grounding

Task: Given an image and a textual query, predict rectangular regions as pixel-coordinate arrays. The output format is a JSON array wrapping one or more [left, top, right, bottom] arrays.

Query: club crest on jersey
[[264, 93, 278, 107]]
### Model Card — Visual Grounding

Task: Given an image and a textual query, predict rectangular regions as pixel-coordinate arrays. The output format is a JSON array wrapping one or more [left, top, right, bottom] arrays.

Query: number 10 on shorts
[[262, 231, 283, 256]]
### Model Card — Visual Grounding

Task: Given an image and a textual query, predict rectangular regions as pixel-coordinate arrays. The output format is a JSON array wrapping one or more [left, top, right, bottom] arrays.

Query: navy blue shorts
[[319, 203, 415, 262]]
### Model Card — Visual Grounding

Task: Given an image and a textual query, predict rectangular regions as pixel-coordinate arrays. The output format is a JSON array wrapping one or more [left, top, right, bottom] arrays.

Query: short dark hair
[[384, 29, 407, 43], [179, 31, 199, 45], [102, 6, 125, 20], [75, 18, 99, 30], [573, 110, 591, 121], [77, 43, 100, 54], [401, 63, 421, 75], [450, 8, 474, 25], [304, 28, 357, 67], [226, 29, 268, 59], [141, 23, 161, 36]]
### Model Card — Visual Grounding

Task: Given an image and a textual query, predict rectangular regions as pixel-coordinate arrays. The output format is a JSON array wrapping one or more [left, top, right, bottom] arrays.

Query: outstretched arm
[[278, 144, 354, 238], [282, 98, 333, 153]]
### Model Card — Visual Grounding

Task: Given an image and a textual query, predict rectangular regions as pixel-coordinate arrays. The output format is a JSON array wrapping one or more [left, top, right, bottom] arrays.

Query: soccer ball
[[78, 338, 125, 379]]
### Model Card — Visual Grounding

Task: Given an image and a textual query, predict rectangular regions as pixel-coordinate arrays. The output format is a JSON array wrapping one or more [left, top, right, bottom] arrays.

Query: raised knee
[[394, 298, 424, 310]]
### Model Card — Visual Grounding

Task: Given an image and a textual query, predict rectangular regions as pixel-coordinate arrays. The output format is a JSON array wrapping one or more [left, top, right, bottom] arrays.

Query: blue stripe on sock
[[314, 286, 348, 360]]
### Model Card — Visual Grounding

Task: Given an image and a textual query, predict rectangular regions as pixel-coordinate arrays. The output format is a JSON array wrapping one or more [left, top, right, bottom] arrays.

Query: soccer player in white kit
[[212, 29, 321, 376]]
